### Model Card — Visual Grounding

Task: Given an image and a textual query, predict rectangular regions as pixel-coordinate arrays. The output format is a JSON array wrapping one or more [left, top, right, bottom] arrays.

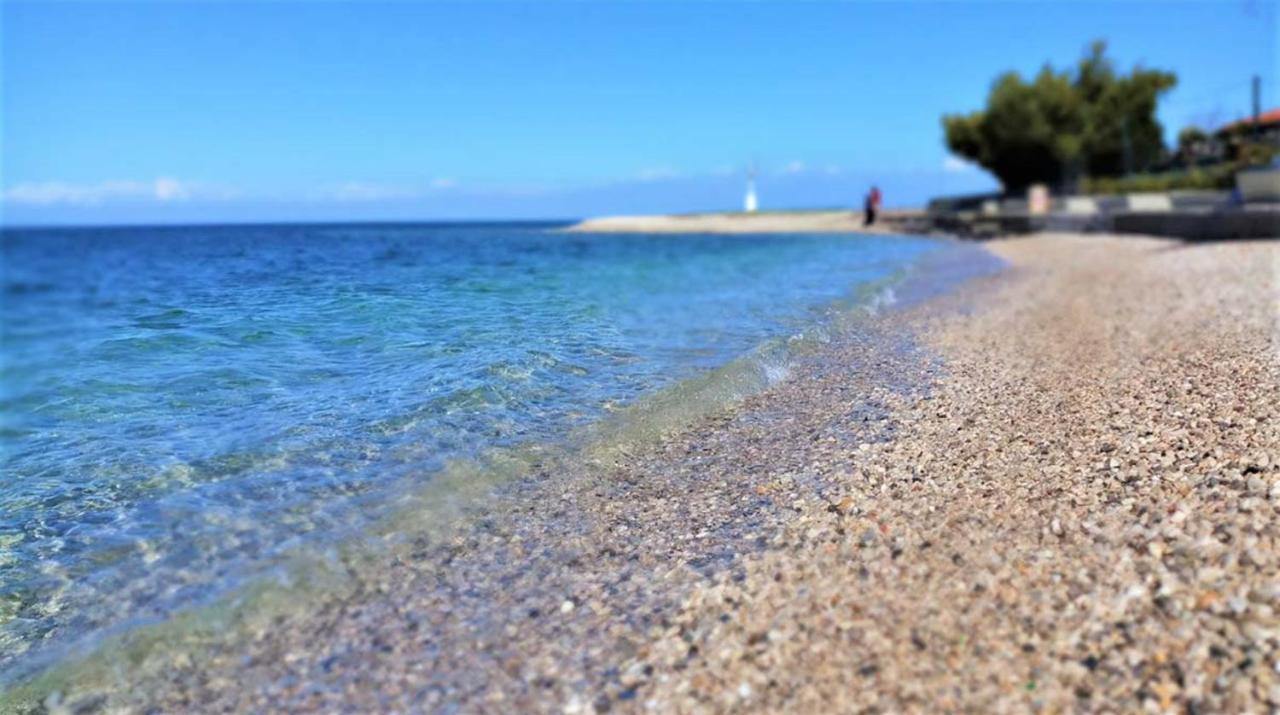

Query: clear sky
[[1, 0, 1275, 225]]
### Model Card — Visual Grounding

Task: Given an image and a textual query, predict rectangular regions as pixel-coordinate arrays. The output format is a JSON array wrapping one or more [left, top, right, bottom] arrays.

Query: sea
[[0, 221, 978, 684]]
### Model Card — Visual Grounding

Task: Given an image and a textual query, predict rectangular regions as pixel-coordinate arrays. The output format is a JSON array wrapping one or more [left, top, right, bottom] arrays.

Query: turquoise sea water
[[0, 222, 942, 679]]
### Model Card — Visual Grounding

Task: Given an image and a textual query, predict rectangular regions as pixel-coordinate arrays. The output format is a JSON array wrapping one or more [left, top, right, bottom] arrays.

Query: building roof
[[1219, 108, 1280, 133]]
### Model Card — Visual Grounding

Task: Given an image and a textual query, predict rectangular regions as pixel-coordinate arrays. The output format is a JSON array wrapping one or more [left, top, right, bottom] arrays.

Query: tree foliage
[[1177, 126, 1208, 153], [943, 42, 1176, 193]]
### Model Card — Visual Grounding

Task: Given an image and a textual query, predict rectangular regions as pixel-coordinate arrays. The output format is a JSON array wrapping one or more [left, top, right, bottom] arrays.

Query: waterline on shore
[[1, 234, 1002, 709], [2, 225, 941, 677]]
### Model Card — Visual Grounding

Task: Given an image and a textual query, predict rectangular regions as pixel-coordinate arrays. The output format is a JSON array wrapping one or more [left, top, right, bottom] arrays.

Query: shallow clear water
[[0, 222, 939, 676]]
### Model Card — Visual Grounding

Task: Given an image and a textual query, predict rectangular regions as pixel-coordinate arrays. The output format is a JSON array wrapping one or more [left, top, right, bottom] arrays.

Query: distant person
[[863, 186, 882, 226]]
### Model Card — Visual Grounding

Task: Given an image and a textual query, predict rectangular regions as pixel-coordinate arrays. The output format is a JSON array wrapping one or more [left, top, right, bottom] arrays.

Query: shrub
[[1079, 166, 1231, 194]]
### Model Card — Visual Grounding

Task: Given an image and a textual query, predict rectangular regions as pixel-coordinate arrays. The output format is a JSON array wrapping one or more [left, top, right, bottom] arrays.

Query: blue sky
[[1, 0, 1275, 225]]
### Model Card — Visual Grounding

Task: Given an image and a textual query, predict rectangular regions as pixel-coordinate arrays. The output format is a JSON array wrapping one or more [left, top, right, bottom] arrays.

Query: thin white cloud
[[635, 166, 681, 182], [777, 160, 847, 176], [327, 182, 413, 202], [320, 179, 459, 202], [469, 182, 554, 198], [2, 177, 208, 206], [943, 156, 977, 173], [2, 177, 464, 207]]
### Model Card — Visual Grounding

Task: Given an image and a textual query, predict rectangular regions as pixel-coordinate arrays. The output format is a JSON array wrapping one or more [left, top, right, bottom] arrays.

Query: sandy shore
[[565, 210, 916, 235], [20, 233, 1279, 714]]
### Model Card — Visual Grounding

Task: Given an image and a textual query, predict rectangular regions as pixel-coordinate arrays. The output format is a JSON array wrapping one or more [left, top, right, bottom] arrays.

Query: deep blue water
[[0, 222, 939, 676]]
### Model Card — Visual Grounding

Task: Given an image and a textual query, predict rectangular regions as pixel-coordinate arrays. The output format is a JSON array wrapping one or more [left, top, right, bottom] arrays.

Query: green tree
[[1177, 126, 1208, 153], [1176, 126, 1209, 165], [943, 41, 1176, 193]]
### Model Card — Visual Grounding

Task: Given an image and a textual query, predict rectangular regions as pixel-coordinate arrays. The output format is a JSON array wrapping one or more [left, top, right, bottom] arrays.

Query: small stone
[[1195, 591, 1220, 610]]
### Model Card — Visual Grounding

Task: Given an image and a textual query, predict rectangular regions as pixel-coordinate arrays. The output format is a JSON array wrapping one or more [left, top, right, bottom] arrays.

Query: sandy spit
[[28, 233, 1280, 714], [564, 211, 912, 235]]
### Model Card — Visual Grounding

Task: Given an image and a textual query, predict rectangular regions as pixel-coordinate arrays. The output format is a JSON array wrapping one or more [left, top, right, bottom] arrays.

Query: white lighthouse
[[743, 164, 758, 213]]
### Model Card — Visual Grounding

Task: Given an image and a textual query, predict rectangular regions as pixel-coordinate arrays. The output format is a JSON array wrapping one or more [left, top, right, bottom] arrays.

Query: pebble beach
[[23, 232, 1280, 714]]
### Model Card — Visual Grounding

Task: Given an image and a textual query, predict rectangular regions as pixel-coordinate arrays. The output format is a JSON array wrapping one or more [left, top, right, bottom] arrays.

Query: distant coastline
[[565, 209, 922, 234]]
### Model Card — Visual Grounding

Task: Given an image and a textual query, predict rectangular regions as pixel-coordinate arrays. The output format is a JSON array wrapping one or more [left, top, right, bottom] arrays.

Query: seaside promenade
[[28, 230, 1270, 714]]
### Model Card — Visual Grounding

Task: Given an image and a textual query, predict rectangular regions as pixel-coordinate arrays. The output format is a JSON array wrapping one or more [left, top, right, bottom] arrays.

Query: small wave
[[132, 308, 192, 330], [761, 361, 791, 385], [863, 285, 899, 315], [3, 281, 55, 296]]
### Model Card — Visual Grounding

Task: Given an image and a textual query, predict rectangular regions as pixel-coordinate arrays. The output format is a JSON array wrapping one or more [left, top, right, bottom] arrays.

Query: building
[[1216, 108, 1280, 147]]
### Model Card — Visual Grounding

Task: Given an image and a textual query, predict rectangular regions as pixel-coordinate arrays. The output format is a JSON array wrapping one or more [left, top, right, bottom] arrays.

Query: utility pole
[[1121, 115, 1133, 177], [1253, 74, 1262, 141]]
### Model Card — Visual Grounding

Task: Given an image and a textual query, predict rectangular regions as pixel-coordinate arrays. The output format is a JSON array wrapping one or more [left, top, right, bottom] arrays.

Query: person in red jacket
[[863, 186, 882, 226]]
